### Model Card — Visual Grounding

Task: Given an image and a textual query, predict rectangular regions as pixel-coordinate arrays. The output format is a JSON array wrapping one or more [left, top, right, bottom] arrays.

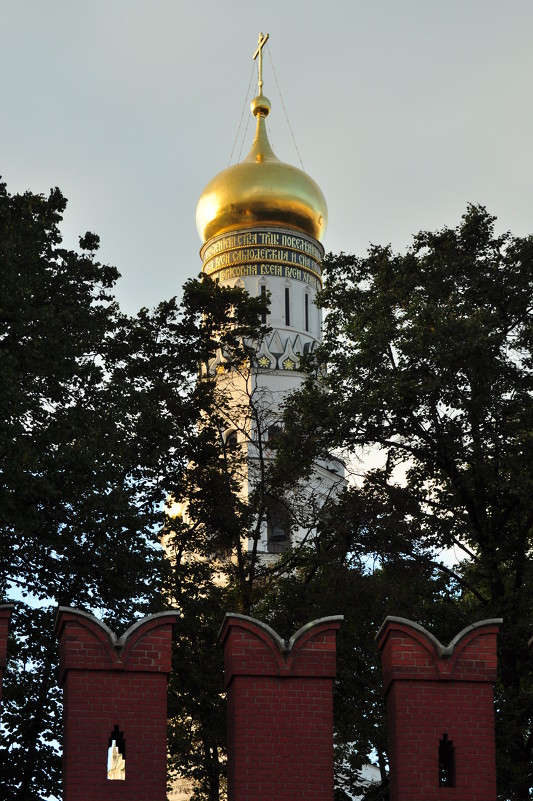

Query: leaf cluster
[[278, 205, 533, 798]]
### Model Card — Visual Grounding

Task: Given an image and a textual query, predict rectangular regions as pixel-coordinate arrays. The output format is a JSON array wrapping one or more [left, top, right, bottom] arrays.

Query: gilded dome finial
[[196, 32, 328, 245]]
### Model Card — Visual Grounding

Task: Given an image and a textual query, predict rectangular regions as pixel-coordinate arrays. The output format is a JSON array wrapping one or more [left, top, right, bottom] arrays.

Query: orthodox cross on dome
[[253, 32, 269, 96]]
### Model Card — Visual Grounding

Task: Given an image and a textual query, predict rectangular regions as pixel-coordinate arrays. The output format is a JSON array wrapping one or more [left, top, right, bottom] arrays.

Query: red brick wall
[[220, 614, 342, 801], [0, 604, 13, 706], [55, 608, 177, 801], [376, 617, 501, 801]]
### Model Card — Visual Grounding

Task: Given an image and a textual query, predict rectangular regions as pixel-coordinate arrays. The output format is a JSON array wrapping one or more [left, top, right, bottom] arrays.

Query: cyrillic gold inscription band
[[201, 228, 324, 287]]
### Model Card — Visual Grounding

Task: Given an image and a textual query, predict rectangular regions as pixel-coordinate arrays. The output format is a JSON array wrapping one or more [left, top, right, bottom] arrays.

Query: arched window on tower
[[229, 278, 245, 323], [284, 286, 291, 326], [266, 497, 291, 554], [304, 291, 310, 331], [225, 429, 238, 449], [226, 428, 237, 448], [267, 423, 282, 448], [260, 282, 268, 325]]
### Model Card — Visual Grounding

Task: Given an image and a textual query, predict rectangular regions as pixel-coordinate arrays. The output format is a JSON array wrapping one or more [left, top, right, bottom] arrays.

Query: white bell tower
[[195, 34, 344, 556]]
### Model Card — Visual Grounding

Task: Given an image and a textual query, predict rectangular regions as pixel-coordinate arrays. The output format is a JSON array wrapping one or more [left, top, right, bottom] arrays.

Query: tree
[[0, 178, 280, 800], [0, 181, 213, 798], [280, 205, 533, 799], [163, 274, 452, 800], [163, 275, 351, 800], [9, 181, 528, 800]]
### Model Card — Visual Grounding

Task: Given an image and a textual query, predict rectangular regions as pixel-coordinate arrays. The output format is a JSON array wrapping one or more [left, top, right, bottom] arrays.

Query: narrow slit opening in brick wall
[[438, 733, 455, 787], [107, 724, 126, 781]]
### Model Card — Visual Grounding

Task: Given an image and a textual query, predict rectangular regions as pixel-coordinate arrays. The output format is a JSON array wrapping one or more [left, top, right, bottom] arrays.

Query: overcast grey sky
[[2, 0, 532, 315]]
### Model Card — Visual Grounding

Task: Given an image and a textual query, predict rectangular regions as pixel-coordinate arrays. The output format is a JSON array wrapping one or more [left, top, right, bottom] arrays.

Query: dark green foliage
[[167, 581, 228, 801], [0, 180, 204, 798], [0, 177, 269, 800], [0, 181, 183, 618], [5, 183, 532, 801], [250, 474, 465, 797], [0, 607, 62, 799], [280, 205, 533, 799]]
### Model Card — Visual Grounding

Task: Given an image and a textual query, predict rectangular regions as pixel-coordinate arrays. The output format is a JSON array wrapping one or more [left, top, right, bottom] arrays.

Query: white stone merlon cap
[[375, 615, 503, 657]]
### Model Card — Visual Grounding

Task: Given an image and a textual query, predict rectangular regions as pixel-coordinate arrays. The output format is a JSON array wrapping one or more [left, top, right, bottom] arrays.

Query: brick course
[[55, 607, 177, 801], [376, 616, 501, 801], [220, 613, 342, 801]]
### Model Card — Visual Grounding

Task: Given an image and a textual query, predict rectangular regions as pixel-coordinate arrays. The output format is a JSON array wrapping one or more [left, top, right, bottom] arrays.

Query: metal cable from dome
[[266, 41, 306, 173], [229, 62, 255, 167]]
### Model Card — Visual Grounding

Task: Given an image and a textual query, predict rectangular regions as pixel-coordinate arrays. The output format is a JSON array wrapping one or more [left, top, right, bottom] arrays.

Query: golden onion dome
[[196, 93, 328, 244]]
